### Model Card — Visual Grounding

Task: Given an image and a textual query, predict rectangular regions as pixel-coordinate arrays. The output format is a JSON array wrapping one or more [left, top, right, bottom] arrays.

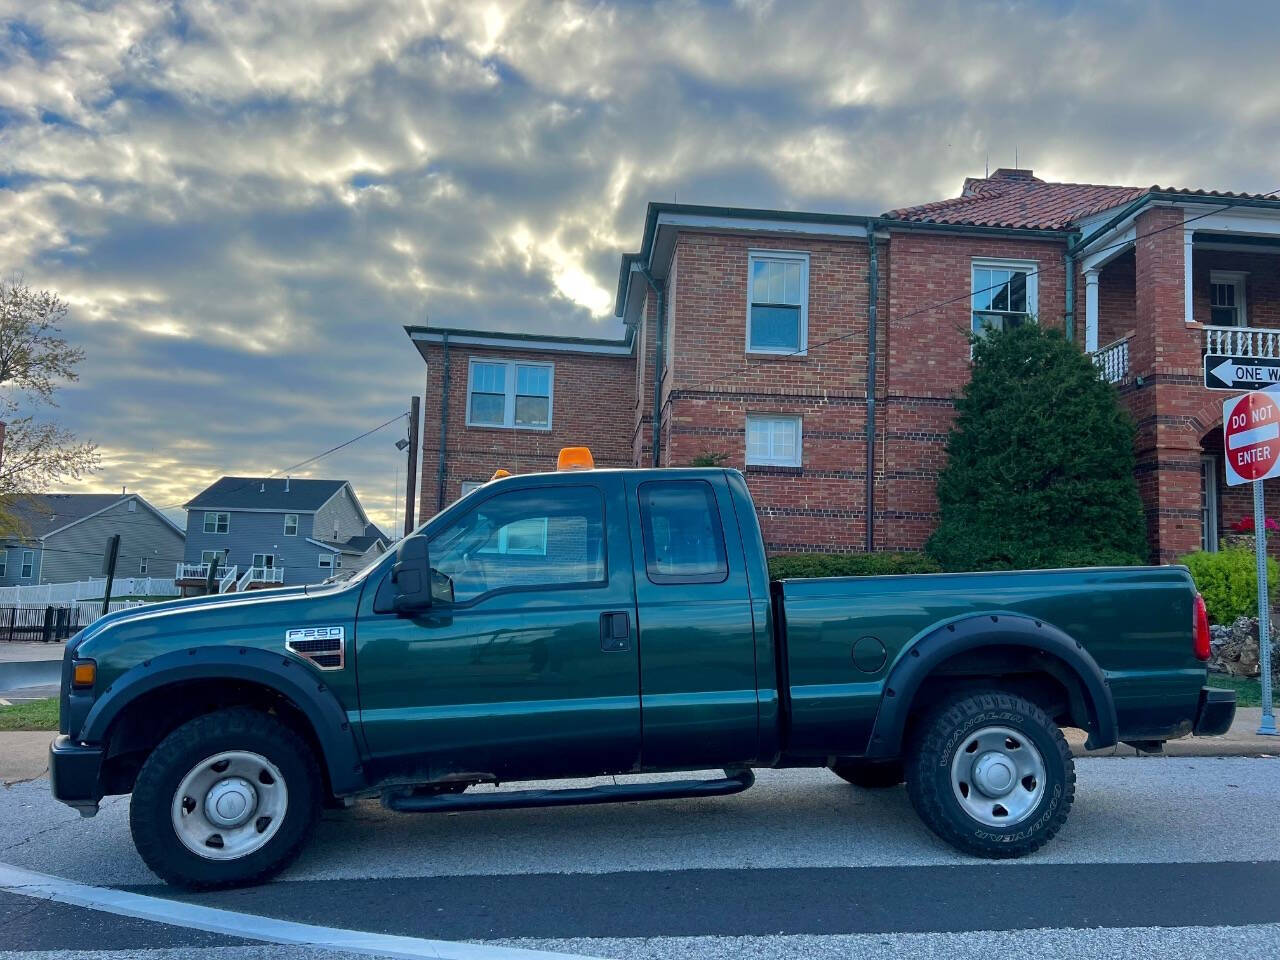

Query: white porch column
[[1184, 226, 1195, 324], [1084, 268, 1100, 353]]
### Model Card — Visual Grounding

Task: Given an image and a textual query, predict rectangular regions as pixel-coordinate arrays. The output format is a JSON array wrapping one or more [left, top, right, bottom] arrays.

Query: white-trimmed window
[[466, 359, 553, 430], [972, 259, 1038, 343], [252, 553, 275, 570], [283, 513, 299, 536], [200, 550, 223, 567], [1209, 271, 1247, 327], [139, 556, 149, 575], [479, 517, 549, 556], [203, 511, 229, 534], [0, 549, 8, 578], [318, 554, 334, 570], [746, 414, 803, 467], [748, 251, 808, 354], [20, 550, 34, 579]]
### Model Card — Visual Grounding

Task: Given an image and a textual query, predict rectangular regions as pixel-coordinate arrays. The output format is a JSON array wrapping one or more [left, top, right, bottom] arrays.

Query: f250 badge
[[284, 626, 346, 671]]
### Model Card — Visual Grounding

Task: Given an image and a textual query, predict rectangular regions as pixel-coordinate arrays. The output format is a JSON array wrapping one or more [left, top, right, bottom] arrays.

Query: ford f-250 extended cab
[[51, 451, 1235, 888]]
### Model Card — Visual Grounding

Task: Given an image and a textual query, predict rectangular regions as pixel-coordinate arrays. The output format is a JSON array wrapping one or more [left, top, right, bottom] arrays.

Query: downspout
[[1064, 238, 1077, 344], [865, 221, 879, 553], [638, 266, 665, 467], [435, 332, 450, 512]]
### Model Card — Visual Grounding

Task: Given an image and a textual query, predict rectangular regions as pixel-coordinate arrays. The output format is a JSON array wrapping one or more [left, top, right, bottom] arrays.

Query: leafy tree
[[689, 451, 728, 467], [0, 278, 98, 533], [926, 323, 1147, 571]]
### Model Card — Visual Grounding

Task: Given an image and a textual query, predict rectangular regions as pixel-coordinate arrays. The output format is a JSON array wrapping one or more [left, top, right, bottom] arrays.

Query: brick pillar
[[1131, 206, 1203, 562]]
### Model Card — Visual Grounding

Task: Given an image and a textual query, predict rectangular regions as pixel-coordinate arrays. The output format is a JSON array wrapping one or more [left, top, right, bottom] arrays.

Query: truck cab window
[[638, 480, 728, 584], [428, 485, 606, 604]]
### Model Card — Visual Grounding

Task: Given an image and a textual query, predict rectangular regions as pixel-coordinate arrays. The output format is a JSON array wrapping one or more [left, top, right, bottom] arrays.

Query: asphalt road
[[2, 757, 1279, 959]]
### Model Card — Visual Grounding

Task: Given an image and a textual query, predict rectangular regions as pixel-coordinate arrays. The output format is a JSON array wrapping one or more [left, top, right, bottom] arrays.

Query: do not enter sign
[[1224, 389, 1280, 485]]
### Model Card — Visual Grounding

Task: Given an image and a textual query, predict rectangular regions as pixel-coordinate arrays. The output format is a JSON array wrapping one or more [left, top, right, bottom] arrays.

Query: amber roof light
[[557, 447, 595, 471]]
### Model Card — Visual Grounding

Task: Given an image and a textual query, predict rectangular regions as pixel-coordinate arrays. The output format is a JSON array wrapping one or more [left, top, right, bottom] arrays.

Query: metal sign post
[[1222, 389, 1279, 735], [1254, 481, 1277, 736]]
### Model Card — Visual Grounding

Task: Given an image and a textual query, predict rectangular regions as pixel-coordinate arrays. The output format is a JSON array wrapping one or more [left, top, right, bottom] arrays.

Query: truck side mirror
[[391, 537, 433, 614]]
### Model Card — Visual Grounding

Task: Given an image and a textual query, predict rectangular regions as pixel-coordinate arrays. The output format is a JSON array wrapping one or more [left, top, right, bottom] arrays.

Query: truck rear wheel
[[129, 707, 321, 889], [905, 690, 1074, 858], [828, 759, 905, 789]]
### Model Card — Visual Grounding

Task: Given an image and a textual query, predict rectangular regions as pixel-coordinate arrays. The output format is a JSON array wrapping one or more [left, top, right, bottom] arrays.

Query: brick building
[[407, 169, 1280, 562]]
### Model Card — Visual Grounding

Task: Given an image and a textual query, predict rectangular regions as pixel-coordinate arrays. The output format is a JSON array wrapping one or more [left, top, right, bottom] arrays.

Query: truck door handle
[[600, 611, 631, 652]]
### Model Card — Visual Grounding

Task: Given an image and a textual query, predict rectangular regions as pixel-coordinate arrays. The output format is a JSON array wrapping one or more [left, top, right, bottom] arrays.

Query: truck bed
[[777, 565, 1202, 757]]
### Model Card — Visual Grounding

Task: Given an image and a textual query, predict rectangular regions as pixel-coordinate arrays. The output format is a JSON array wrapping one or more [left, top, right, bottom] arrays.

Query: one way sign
[[1204, 354, 1280, 391]]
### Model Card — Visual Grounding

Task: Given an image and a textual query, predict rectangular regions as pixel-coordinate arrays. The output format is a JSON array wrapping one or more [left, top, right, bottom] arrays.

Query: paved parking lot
[[3, 756, 1280, 958]]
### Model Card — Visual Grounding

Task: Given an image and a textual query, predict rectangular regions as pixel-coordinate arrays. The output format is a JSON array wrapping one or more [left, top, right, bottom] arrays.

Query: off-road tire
[[905, 690, 1074, 858], [828, 759, 905, 789], [129, 707, 321, 889]]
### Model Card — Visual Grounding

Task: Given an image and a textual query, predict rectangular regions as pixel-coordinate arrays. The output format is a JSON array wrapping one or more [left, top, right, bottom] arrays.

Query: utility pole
[[101, 535, 120, 618], [404, 396, 421, 537]]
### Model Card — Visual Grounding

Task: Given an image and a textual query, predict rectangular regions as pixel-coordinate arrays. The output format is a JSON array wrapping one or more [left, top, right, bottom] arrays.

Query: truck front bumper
[[49, 736, 104, 817], [1193, 686, 1237, 737]]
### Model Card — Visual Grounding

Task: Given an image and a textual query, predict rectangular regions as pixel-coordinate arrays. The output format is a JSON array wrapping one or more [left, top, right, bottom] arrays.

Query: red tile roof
[[884, 169, 1277, 230]]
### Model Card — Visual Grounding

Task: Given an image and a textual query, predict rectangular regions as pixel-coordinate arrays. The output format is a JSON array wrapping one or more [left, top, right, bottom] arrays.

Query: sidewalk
[[1069, 708, 1276, 757], [3, 711, 1276, 788], [0, 641, 65, 663]]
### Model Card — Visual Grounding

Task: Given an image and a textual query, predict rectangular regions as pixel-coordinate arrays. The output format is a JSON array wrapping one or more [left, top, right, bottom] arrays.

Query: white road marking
[[0, 861, 600, 960]]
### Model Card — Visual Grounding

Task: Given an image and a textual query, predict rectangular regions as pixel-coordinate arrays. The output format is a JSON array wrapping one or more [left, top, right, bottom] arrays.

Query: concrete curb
[[0, 660, 60, 694]]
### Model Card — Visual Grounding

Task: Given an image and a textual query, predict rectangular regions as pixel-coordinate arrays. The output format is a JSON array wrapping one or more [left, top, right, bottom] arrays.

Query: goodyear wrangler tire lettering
[[905, 690, 1076, 859]]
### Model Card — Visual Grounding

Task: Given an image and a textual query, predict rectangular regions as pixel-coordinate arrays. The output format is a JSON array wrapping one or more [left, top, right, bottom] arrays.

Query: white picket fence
[[0, 577, 180, 606]]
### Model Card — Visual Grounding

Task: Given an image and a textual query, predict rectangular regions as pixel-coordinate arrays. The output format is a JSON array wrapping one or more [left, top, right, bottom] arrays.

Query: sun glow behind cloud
[[2, 0, 1278, 532]]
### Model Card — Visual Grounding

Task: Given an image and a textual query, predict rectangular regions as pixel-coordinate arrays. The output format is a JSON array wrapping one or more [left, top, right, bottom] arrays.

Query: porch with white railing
[[175, 562, 234, 582], [1092, 336, 1131, 384], [1203, 325, 1280, 358], [237, 566, 285, 591]]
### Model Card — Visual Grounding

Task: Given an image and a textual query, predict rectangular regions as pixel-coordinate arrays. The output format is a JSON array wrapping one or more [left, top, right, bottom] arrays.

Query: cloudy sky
[[2, 0, 1278, 534]]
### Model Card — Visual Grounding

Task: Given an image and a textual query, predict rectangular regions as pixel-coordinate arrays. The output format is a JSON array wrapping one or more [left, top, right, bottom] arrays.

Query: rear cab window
[[638, 479, 729, 585]]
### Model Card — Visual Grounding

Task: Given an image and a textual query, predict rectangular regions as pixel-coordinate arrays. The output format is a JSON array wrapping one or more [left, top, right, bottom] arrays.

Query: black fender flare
[[864, 612, 1117, 759], [81, 646, 368, 795]]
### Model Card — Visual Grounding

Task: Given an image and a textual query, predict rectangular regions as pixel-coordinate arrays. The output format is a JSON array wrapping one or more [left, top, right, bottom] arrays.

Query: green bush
[[1179, 547, 1279, 624], [768, 552, 942, 580], [926, 323, 1148, 572]]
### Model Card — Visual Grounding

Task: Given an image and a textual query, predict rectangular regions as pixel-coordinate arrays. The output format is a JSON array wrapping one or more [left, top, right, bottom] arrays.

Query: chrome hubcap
[[950, 725, 1046, 827], [171, 751, 288, 861]]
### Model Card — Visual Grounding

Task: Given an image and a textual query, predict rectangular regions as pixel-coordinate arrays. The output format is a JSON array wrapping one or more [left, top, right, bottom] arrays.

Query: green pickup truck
[[52, 457, 1234, 888]]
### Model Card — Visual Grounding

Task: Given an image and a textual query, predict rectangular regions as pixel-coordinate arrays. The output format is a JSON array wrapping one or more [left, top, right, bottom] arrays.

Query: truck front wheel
[[129, 707, 322, 889], [905, 690, 1075, 858]]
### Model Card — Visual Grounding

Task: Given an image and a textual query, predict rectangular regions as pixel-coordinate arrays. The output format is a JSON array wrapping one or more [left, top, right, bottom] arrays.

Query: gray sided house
[[180, 477, 388, 592], [0, 493, 186, 586]]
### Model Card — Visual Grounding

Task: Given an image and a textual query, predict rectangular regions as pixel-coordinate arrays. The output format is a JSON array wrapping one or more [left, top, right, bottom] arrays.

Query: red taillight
[[1193, 593, 1211, 661]]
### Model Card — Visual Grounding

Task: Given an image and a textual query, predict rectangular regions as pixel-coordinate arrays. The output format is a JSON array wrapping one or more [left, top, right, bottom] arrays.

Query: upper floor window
[[203, 511, 229, 534], [467, 359, 553, 430], [972, 260, 1037, 342], [0, 549, 8, 578], [747, 251, 808, 355], [746, 414, 803, 467], [283, 513, 299, 536], [1210, 271, 1247, 327], [638, 480, 729, 585], [139, 556, 149, 575], [21, 550, 34, 579], [428, 485, 605, 604]]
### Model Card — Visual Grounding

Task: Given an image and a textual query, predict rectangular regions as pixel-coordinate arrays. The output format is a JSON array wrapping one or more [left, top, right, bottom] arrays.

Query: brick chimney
[[989, 168, 1040, 182]]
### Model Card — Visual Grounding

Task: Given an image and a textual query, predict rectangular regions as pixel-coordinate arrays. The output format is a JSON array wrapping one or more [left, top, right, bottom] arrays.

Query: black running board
[[383, 769, 755, 813]]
